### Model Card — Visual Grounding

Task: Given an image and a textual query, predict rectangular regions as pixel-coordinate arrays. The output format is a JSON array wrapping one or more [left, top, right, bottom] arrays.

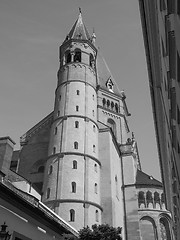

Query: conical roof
[[67, 11, 91, 41], [136, 169, 162, 188]]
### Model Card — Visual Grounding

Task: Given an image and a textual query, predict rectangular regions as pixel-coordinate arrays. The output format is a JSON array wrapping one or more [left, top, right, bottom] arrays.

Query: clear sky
[[0, 0, 161, 180]]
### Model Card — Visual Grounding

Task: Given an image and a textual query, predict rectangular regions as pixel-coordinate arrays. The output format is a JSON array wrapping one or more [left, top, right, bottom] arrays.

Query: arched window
[[49, 165, 53, 175], [95, 183, 97, 194], [76, 106, 79, 112], [146, 191, 153, 208], [107, 118, 116, 137], [38, 166, 44, 173], [115, 103, 118, 113], [74, 142, 78, 149], [102, 98, 106, 106], [73, 160, 77, 169], [65, 50, 71, 64], [161, 193, 165, 203], [47, 188, 50, 199], [154, 192, 160, 205], [70, 209, 75, 222], [77, 90, 80, 95], [107, 100, 110, 108], [93, 125, 96, 132], [55, 127, 57, 135], [75, 121, 79, 128], [161, 193, 165, 209], [89, 53, 94, 67], [140, 217, 158, 240], [72, 182, 76, 193], [95, 210, 99, 222], [111, 101, 114, 110], [159, 218, 171, 240], [138, 191, 145, 208], [94, 164, 97, 172], [74, 49, 81, 62], [93, 145, 96, 153], [53, 147, 56, 155]]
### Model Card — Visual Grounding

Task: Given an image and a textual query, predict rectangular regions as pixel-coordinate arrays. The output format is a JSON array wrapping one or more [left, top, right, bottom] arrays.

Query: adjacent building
[[138, 0, 180, 238]]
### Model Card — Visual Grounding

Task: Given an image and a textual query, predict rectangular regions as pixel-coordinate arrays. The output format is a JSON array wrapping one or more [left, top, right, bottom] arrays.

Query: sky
[[0, 0, 161, 180]]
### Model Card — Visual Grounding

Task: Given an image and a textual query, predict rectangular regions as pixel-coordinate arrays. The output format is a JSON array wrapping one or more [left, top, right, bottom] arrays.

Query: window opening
[[102, 98, 106, 106], [75, 121, 79, 128], [70, 209, 75, 222], [74, 49, 81, 62], [65, 50, 71, 64], [73, 160, 77, 169], [115, 103, 118, 113], [107, 118, 116, 137], [89, 53, 94, 68], [74, 142, 78, 149], [95, 210, 99, 222], [72, 182, 76, 193]]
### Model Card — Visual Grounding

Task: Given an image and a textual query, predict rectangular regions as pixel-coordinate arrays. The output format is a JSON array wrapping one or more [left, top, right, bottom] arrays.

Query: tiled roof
[[136, 169, 162, 187]]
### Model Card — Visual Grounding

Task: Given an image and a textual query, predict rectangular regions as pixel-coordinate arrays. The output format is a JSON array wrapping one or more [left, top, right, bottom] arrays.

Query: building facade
[[138, 0, 180, 238], [0, 177, 78, 240], [0, 11, 175, 239]]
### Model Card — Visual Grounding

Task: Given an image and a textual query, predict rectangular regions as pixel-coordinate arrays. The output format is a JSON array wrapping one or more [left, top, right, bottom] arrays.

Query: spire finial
[[79, 7, 82, 14]]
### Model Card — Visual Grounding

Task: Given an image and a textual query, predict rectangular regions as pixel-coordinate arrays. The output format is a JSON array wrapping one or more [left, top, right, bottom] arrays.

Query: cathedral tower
[[42, 11, 102, 230]]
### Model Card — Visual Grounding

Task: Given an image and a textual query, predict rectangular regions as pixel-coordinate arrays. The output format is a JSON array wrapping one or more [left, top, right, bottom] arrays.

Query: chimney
[[0, 136, 15, 175]]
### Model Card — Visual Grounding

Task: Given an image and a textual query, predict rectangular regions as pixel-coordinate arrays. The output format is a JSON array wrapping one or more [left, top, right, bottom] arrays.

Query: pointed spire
[[65, 9, 91, 41]]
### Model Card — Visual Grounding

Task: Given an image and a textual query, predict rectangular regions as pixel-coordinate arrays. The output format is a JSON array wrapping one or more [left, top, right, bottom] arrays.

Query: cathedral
[[1, 11, 175, 240]]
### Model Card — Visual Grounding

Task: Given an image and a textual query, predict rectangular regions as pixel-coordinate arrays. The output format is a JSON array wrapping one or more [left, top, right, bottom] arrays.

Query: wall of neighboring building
[[0, 199, 65, 240], [138, 0, 180, 238]]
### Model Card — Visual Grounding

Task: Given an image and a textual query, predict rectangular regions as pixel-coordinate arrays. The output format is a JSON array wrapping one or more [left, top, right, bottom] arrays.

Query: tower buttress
[[42, 12, 102, 230]]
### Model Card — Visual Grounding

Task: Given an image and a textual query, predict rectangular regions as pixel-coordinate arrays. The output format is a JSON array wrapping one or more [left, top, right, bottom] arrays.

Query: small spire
[[79, 7, 82, 14], [91, 27, 96, 44]]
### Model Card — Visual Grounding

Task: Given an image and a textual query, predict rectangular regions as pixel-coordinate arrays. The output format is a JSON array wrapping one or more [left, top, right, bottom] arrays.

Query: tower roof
[[97, 53, 122, 96], [136, 169, 162, 188], [66, 10, 91, 41]]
